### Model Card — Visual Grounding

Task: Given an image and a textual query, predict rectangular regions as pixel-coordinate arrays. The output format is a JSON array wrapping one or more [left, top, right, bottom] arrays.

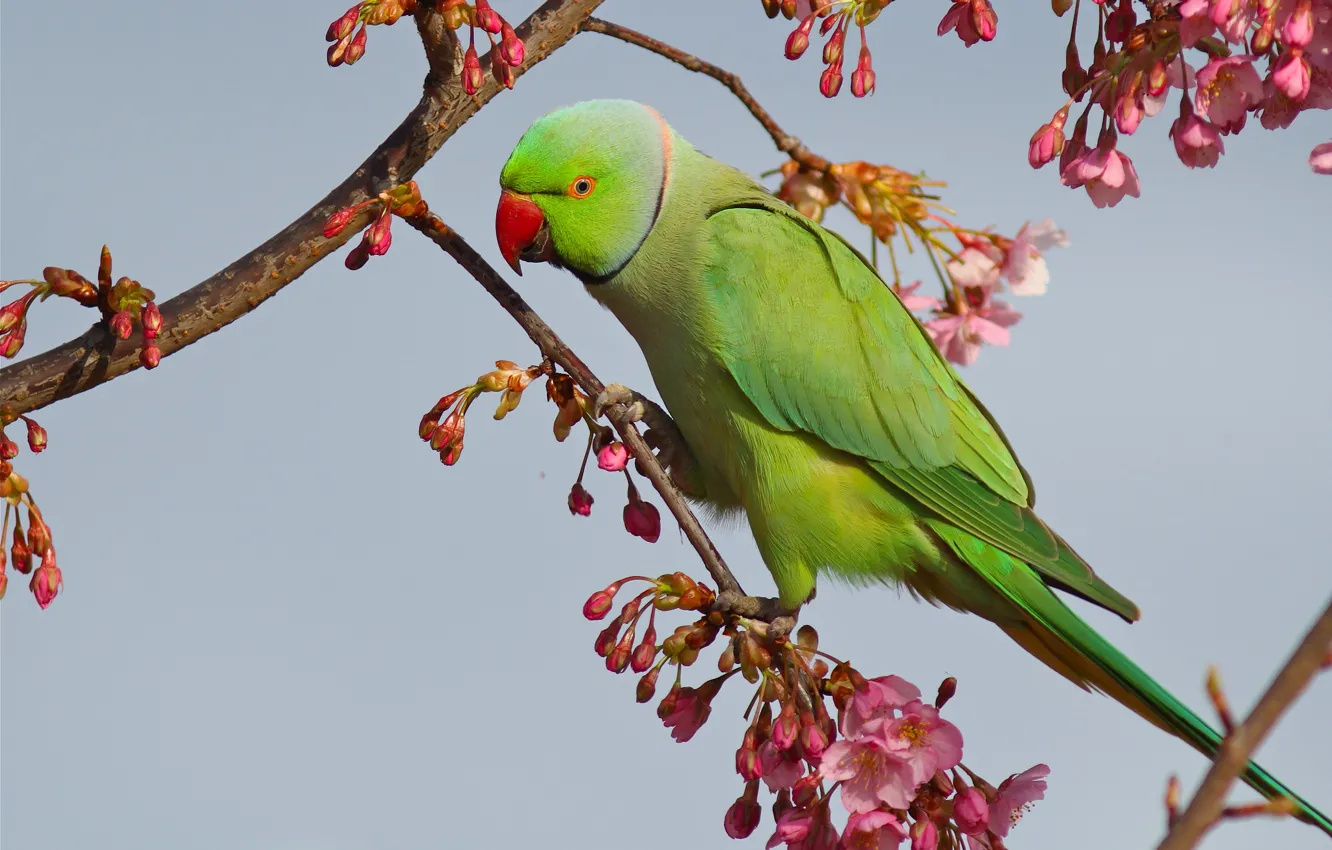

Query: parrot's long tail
[[930, 525, 1332, 837], [999, 599, 1332, 837]]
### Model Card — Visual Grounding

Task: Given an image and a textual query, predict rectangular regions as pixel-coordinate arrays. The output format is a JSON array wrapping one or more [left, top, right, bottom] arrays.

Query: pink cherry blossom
[[988, 764, 1050, 838], [1170, 101, 1226, 168], [1060, 140, 1141, 208], [819, 736, 917, 812], [1195, 56, 1264, 132], [661, 686, 711, 742], [1002, 218, 1066, 296], [952, 787, 990, 836], [1212, 0, 1254, 42], [925, 298, 1022, 366], [1143, 57, 1197, 117], [768, 809, 813, 850], [760, 739, 806, 790], [937, 0, 996, 47], [841, 810, 908, 850], [1312, 140, 1332, 173], [880, 700, 964, 785], [1178, 0, 1216, 45], [844, 675, 923, 738], [894, 281, 941, 313], [945, 247, 1001, 290]]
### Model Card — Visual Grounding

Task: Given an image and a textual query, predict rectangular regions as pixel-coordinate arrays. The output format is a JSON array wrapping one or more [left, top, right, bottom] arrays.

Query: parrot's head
[[496, 99, 669, 281]]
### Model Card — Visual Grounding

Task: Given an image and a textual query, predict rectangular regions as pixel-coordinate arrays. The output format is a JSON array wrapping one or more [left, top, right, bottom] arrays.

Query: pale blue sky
[[2, 3, 1329, 849]]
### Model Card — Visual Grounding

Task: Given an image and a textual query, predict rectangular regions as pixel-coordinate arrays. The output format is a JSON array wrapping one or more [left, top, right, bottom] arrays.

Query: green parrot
[[494, 99, 1330, 833]]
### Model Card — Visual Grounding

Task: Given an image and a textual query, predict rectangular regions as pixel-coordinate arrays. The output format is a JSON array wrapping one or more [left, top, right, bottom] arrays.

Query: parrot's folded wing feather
[[703, 200, 1140, 622]]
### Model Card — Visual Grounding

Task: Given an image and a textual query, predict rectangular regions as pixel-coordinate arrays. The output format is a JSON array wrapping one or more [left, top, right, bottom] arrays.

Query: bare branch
[[1157, 596, 1332, 850], [405, 212, 744, 598], [0, 0, 605, 417], [582, 16, 831, 172]]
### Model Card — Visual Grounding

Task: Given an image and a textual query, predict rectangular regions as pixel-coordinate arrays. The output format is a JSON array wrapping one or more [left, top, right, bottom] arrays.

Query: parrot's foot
[[594, 383, 700, 495], [714, 590, 801, 641]]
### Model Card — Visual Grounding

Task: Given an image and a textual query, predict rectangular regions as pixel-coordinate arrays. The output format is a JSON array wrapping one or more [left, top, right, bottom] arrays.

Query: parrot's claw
[[714, 591, 801, 640], [595, 383, 699, 494]]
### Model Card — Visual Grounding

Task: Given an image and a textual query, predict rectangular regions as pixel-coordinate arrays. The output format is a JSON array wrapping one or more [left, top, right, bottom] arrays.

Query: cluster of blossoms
[[323, 181, 428, 270], [774, 161, 1066, 365], [417, 363, 663, 541], [768, 0, 1331, 192], [583, 575, 1049, 848], [2, 246, 161, 367], [0, 407, 59, 608], [325, 0, 527, 92]]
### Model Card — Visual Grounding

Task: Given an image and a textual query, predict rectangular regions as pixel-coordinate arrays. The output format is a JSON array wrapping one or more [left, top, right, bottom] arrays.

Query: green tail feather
[[930, 523, 1332, 836]]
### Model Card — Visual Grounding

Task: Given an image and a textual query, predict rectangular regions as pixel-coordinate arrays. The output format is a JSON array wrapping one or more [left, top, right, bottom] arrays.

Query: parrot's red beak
[[496, 190, 553, 276]]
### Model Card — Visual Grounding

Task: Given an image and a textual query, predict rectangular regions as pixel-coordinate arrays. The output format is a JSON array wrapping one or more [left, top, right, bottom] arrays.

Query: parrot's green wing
[[702, 198, 1140, 623]]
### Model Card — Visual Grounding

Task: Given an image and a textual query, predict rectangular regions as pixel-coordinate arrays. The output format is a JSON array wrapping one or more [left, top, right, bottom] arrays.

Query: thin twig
[[406, 212, 743, 598], [0, 0, 605, 417], [582, 17, 831, 173], [1157, 596, 1332, 850]]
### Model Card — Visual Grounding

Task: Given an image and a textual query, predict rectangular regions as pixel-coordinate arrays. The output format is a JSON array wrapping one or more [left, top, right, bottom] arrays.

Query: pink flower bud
[[323, 205, 360, 238], [772, 702, 799, 750], [140, 344, 161, 370], [582, 586, 615, 620], [799, 718, 828, 759], [1282, 0, 1314, 47], [463, 44, 483, 95], [30, 554, 61, 609], [1028, 121, 1065, 168], [851, 43, 875, 97], [818, 65, 843, 97], [141, 301, 163, 340], [474, 0, 502, 33], [597, 441, 629, 471], [326, 6, 359, 42], [969, 0, 998, 41], [1273, 51, 1311, 101], [0, 293, 35, 334], [623, 496, 661, 543], [110, 311, 133, 340], [0, 436, 17, 460], [953, 787, 990, 835], [365, 210, 393, 256], [499, 24, 524, 67], [822, 28, 846, 65], [0, 318, 26, 358], [0, 570, 7, 601], [631, 636, 657, 673], [724, 783, 762, 839], [910, 819, 938, 850], [785, 14, 815, 59], [346, 25, 367, 65], [567, 482, 594, 517], [23, 418, 47, 453]]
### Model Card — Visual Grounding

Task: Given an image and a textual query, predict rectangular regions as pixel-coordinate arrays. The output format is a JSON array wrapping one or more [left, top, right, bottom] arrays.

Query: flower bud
[[140, 344, 162, 370], [597, 441, 629, 471], [636, 666, 660, 703], [594, 616, 622, 657], [326, 6, 359, 42], [474, 0, 502, 33], [140, 301, 163, 340], [0, 436, 17, 460], [910, 819, 938, 850], [819, 65, 842, 97], [935, 676, 957, 708], [23, 418, 47, 453], [499, 24, 524, 66], [567, 482, 594, 517], [607, 628, 634, 673], [785, 14, 815, 59], [345, 25, 367, 65], [736, 729, 763, 781], [583, 589, 615, 620], [110, 311, 133, 340], [724, 782, 762, 839], [631, 636, 657, 673], [30, 553, 61, 609], [463, 44, 483, 95], [492, 57, 515, 89], [11, 526, 32, 575], [953, 786, 990, 835], [623, 495, 661, 543]]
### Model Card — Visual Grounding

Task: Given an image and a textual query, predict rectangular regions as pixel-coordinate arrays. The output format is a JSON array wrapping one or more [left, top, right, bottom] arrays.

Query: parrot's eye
[[568, 176, 596, 198]]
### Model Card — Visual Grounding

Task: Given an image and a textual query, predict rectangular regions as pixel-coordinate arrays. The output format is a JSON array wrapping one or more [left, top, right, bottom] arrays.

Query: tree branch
[[405, 212, 745, 599], [1157, 596, 1332, 850], [582, 16, 831, 172], [0, 0, 605, 417]]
